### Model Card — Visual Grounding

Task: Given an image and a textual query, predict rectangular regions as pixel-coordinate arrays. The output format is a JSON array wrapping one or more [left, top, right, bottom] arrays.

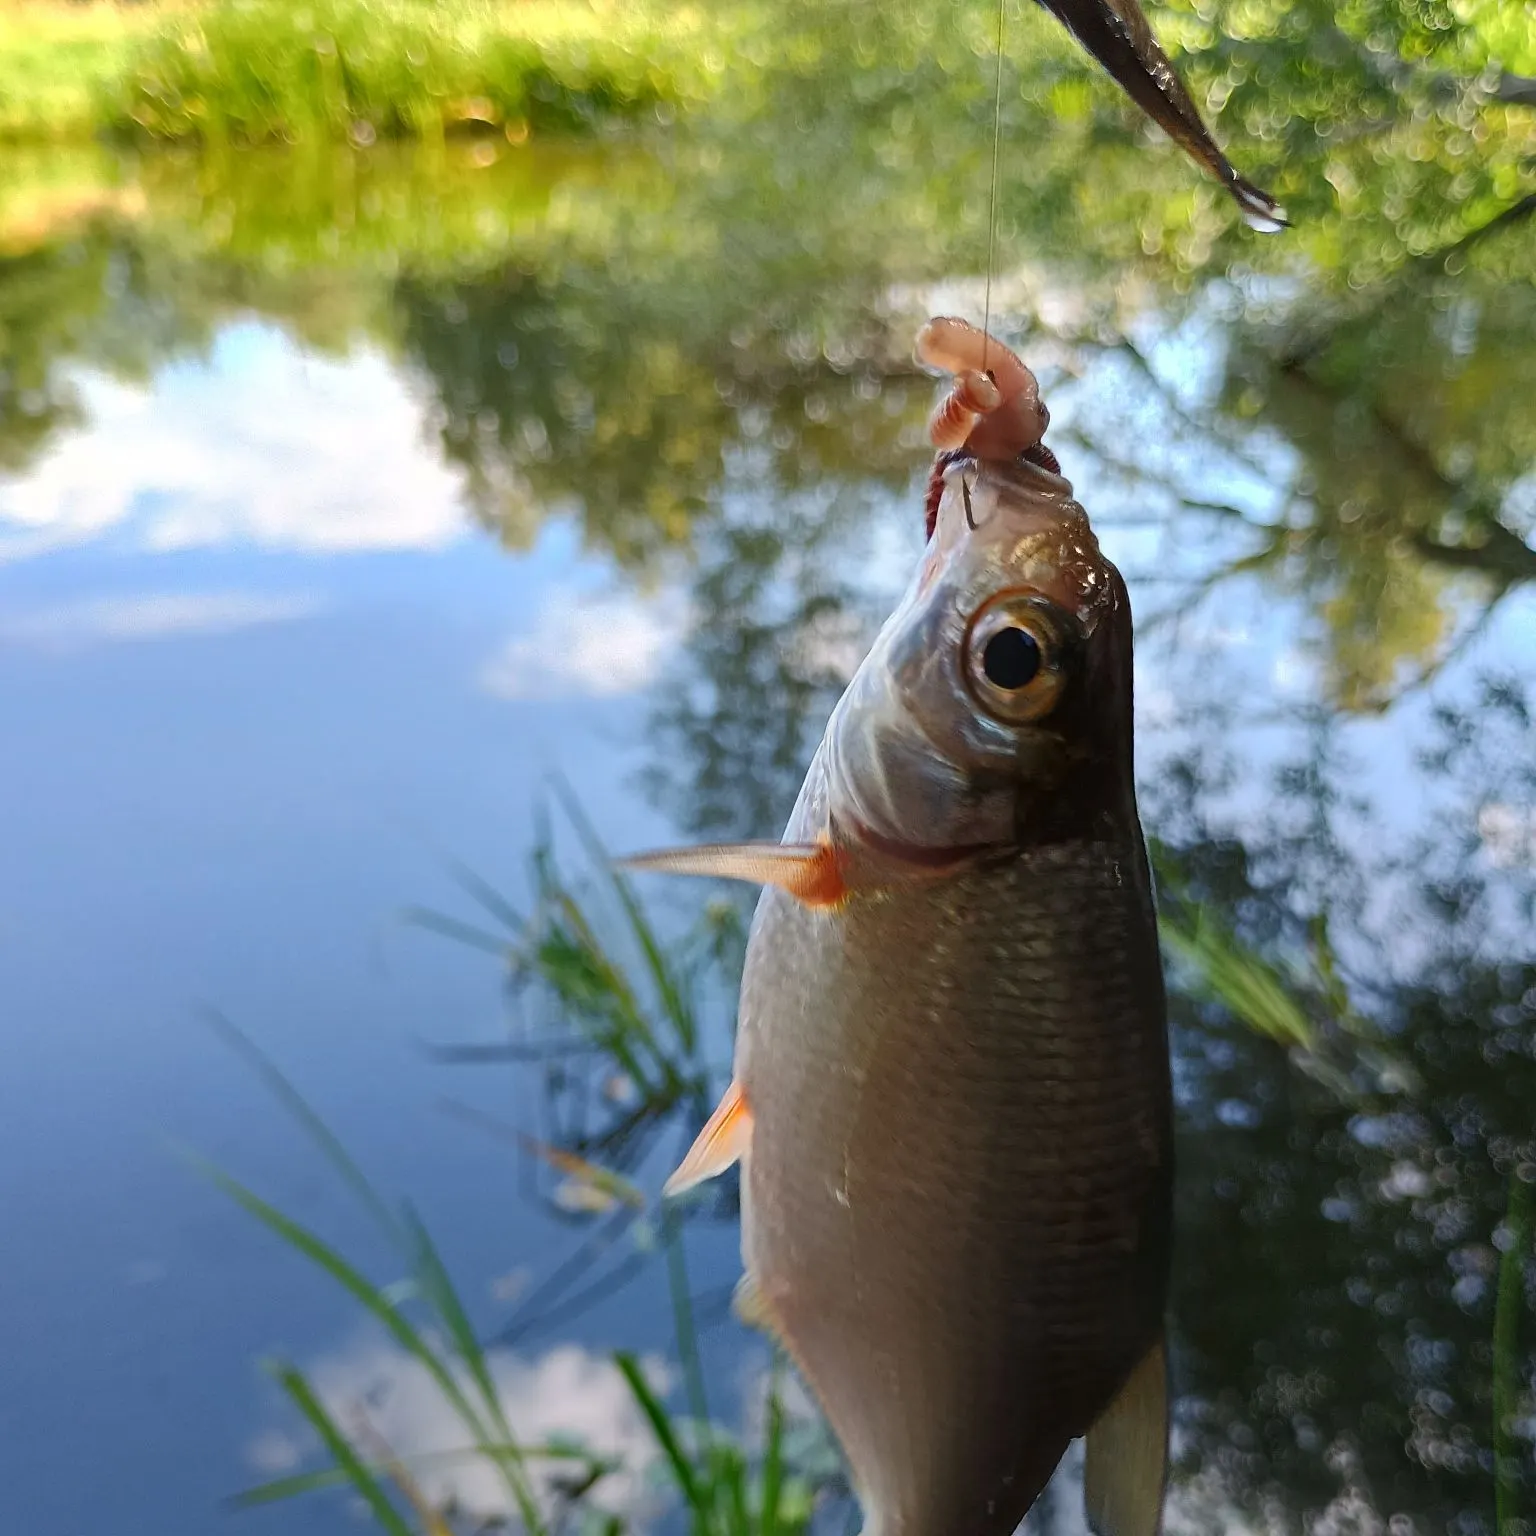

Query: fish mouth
[[932, 454, 1114, 631], [929, 447, 1071, 506], [971, 453, 1073, 501]]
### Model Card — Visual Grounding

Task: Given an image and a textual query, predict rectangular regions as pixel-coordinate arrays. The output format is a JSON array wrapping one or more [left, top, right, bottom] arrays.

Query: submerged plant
[[197, 788, 830, 1535], [407, 788, 744, 1196], [203, 1015, 824, 1534]]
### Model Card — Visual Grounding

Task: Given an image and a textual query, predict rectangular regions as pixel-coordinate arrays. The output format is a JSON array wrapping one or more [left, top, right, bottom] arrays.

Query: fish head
[[826, 455, 1135, 864]]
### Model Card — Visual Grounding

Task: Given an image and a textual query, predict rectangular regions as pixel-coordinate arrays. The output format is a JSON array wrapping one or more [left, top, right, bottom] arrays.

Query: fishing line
[[980, 0, 1007, 375]]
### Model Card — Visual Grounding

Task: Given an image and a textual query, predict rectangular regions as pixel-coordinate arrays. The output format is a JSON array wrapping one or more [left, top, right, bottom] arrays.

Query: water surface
[[0, 83, 1532, 1536]]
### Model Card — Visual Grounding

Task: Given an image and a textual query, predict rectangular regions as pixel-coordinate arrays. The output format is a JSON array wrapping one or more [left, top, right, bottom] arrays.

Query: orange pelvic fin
[[731, 1273, 789, 1344], [619, 841, 848, 907], [664, 1079, 753, 1196]]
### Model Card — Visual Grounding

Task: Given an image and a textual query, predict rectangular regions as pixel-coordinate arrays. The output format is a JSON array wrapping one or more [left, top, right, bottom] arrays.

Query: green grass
[[407, 787, 739, 1178], [194, 1024, 553, 1532], [105, 0, 719, 144], [0, 0, 729, 145], [191, 797, 831, 1532], [201, 1009, 821, 1535], [0, 3, 168, 139]]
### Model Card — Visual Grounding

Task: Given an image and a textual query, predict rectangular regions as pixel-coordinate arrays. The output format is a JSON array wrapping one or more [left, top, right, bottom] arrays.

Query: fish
[[623, 322, 1173, 1536], [1038, 0, 1287, 230]]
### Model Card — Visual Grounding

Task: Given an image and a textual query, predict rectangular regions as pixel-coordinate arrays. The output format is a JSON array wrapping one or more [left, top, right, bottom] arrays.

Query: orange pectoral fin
[[618, 842, 848, 908], [664, 1079, 753, 1197]]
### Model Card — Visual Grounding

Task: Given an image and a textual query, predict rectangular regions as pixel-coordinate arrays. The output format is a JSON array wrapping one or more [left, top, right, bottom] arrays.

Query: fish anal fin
[[1084, 1335, 1168, 1536], [730, 1272, 787, 1341], [620, 842, 848, 908], [664, 1079, 753, 1197]]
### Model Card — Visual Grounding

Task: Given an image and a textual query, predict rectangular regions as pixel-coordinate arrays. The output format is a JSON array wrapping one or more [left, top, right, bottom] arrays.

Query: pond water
[[0, 53, 1533, 1536]]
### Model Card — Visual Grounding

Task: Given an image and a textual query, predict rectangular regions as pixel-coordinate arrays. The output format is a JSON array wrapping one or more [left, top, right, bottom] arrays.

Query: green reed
[[195, 791, 819, 1532], [406, 786, 742, 1169], [197, 1018, 552, 1533], [201, 1011, 815, 1535]]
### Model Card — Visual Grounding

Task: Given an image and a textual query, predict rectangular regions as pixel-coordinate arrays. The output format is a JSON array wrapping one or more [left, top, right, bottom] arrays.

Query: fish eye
[[962, 593, 1068, 723]]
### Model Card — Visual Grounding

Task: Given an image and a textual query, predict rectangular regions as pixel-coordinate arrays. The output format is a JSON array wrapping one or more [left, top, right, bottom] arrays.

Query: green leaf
[[402, 1205, 546, 1536], [270, 1363, 416, 1536], [201, 1010, 404, 1247], [616, 1351, 707, 1522], [759, 1359, 785, 1536], [183, 1153, 505, 1479]]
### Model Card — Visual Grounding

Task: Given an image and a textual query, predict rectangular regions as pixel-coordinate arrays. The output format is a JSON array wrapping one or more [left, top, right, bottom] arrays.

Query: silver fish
[[626, 339, 1172, 1536]]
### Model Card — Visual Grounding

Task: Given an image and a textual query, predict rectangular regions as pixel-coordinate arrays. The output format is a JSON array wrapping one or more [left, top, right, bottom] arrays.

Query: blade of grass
[[185, 1153, 513, 1489], [551, 887, 678, 1090], [401, 1205, 545, 1536], [760, 1356, 785, 1536], [666, 1207, 711, 1436], [491, 1204, 644, 1347], [718, 1442, 749, 1536], [502, 1252, 651, 1346], [1494, 1170, 1533, 1536], [353, 1418, 457, 1536], [616, 1352, 707, 1523], [270, 1364, 415, 1536], [555, 779, 699, 1057], [201, 1011, 403, 1247], [1161, 910, 1316, 1050], [520, 909, 658, 1094], [402, 906, 515, 957], [445, 857, 526, 935], [233, 1445, 601, 1508], [525, 828, 676, 1091]]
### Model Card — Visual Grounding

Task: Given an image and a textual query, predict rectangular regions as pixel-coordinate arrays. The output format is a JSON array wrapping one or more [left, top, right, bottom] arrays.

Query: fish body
[[740, 851, 1171, 1536], [1038, 0, 1286, 230], [635, 441, 1172, 1536], [741, 460, 1170, 1536]]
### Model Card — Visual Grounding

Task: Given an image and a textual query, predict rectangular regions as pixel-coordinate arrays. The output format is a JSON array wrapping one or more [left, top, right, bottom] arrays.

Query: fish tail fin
[[1084, 1335, 1168, 1536], [1226, 172, 1288, 233]]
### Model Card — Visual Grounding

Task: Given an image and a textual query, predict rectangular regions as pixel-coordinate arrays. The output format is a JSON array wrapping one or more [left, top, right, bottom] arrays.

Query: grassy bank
[[0, 0, 726, 145], [0, 2, 166, 139]]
